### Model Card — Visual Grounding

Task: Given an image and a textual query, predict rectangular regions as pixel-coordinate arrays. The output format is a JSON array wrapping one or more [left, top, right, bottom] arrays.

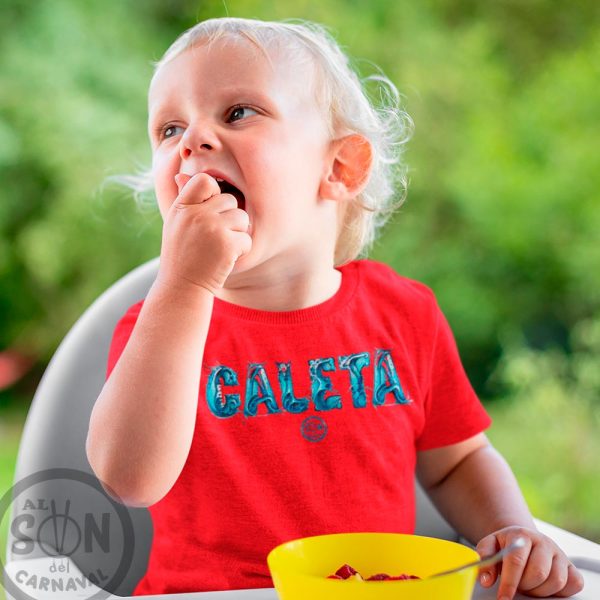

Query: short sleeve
[[105, 301, 144, 380], [415, 300, 492, 451]]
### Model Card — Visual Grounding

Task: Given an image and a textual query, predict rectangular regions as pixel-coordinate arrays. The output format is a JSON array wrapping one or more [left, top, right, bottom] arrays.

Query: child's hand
[[476, 526, 584, 599], [157, 172, 252, 295]]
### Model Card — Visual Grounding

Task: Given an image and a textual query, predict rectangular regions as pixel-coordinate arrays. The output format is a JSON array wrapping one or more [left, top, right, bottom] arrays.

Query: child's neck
[[215, 261, 342, 312]]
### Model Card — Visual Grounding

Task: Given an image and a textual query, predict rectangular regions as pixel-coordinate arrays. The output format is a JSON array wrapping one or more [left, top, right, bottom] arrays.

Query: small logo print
[[0, 468, 135, 600], [300, 416, 328, 442]]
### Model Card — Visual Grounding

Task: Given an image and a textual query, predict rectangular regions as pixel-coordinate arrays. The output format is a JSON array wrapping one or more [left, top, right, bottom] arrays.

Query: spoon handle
[[430, 537, 527, 579]]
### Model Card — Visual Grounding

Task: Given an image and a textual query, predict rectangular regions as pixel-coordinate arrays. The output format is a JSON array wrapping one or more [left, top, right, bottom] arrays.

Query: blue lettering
[[309, 357, 342, 411], [374, 349, 408, 405], [206, 366, 240, 417], [244, 364, 281, 417], [277, 362, 309, 413], [338, 352, 370, 408]]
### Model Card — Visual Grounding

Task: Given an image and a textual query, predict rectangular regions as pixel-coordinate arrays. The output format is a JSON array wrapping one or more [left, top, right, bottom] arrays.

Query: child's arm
[[86, 280, 214, 507], [87, 173, 251, 507], [416, 434, 584, 599]]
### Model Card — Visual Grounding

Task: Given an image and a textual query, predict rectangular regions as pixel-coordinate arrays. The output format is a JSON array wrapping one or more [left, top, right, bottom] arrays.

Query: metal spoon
[[429, 537, 527, 579]]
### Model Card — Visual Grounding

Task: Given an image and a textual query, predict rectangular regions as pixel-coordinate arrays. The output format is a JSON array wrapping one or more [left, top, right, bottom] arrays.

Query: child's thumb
[[175, 173, 192, 195], [476, 534, 499, 587]]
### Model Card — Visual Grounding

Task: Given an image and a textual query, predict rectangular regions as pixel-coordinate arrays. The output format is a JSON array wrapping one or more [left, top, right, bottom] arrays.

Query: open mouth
[[216, 178, 245, 211]]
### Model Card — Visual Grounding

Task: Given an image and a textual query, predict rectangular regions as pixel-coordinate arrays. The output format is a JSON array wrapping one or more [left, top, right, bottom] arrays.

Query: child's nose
[[179, 123, 221, 159], [180, 143, 212, 159]]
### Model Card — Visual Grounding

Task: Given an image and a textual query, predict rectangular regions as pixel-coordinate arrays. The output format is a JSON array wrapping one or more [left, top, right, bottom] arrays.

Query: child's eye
[[161, 124, 184, 139], [227, 105, 258, 123]]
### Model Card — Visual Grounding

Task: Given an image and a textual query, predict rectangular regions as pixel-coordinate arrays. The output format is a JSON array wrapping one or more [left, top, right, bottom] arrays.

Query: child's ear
[[319, 134, 373, 201]]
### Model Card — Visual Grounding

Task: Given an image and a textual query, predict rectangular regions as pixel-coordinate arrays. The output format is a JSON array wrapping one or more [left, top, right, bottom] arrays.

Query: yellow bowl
[[267, 532, 479, 600]]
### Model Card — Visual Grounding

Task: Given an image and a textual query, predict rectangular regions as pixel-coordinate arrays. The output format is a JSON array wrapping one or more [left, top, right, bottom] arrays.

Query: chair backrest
[[6, 258, 456, 596], [6, 258, 159, 596]]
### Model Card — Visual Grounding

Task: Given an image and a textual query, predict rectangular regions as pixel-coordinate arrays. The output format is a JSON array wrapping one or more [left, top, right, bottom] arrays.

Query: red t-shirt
[[105, 258, 491, 595]]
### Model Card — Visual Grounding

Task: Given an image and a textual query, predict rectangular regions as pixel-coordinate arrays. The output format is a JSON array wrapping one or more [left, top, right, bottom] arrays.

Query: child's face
[[148, 37, 340, 277]]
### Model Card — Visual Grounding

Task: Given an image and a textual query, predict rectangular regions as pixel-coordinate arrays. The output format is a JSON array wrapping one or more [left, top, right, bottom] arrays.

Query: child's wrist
[[150, 274, 216, 308]]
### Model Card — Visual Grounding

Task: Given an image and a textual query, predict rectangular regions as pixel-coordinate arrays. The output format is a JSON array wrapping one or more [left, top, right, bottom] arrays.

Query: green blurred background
[[1, 0, 599, 594]]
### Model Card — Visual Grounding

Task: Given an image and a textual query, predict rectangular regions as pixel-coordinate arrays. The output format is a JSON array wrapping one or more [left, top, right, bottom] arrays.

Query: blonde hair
[[108, 17, 413, 266]]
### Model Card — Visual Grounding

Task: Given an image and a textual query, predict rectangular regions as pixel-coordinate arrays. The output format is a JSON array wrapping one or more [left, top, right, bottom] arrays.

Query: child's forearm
[[86, 279, 214, 507], [423, 443, 536, 545]]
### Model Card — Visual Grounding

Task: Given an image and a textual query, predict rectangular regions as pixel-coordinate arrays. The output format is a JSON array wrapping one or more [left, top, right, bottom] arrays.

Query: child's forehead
[[148, 36, 318, 107]]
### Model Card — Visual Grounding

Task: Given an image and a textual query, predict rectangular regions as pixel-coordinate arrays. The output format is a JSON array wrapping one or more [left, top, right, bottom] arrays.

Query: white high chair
[[3, 257, 600, 600]]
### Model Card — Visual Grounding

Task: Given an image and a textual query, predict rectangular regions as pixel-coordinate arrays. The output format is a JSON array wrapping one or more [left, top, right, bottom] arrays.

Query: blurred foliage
[[0, 408, 25, 600], [0, 0, 598, 540], [486, 317, 600, 541]]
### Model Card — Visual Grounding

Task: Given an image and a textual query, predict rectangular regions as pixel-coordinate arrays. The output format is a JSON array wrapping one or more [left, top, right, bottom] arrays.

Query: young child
[[86, 17, 584, 599]]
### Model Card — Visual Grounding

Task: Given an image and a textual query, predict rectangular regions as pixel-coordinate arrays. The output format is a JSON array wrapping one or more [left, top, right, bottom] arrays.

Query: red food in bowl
[[328, 564, 420, 581]]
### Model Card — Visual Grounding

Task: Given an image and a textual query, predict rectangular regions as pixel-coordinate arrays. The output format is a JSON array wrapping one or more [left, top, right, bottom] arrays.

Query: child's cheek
[[152, 155, 179, 216], [153, 178, 176, 220]]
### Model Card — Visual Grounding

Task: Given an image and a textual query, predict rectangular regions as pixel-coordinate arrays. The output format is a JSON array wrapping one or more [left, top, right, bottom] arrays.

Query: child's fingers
[[205, 194, 239, 215], [496, 537, 533, 600], [526, 558, 584, 598], [524, 554, 568, 597], [478, 567, 498, 588], [231, 230, 253, 259], [174, 173, 192, 194], [517, 546, 554, 592], [476, 534, 500, 587], [174, 172, 221, 205], [476, 528, 584, 600], [555, 563, 585, 597], [219, 205, 251, 232]]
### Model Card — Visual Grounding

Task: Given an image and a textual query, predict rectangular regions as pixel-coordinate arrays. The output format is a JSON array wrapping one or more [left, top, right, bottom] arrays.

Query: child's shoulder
[[350, 258, 438, 307]]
